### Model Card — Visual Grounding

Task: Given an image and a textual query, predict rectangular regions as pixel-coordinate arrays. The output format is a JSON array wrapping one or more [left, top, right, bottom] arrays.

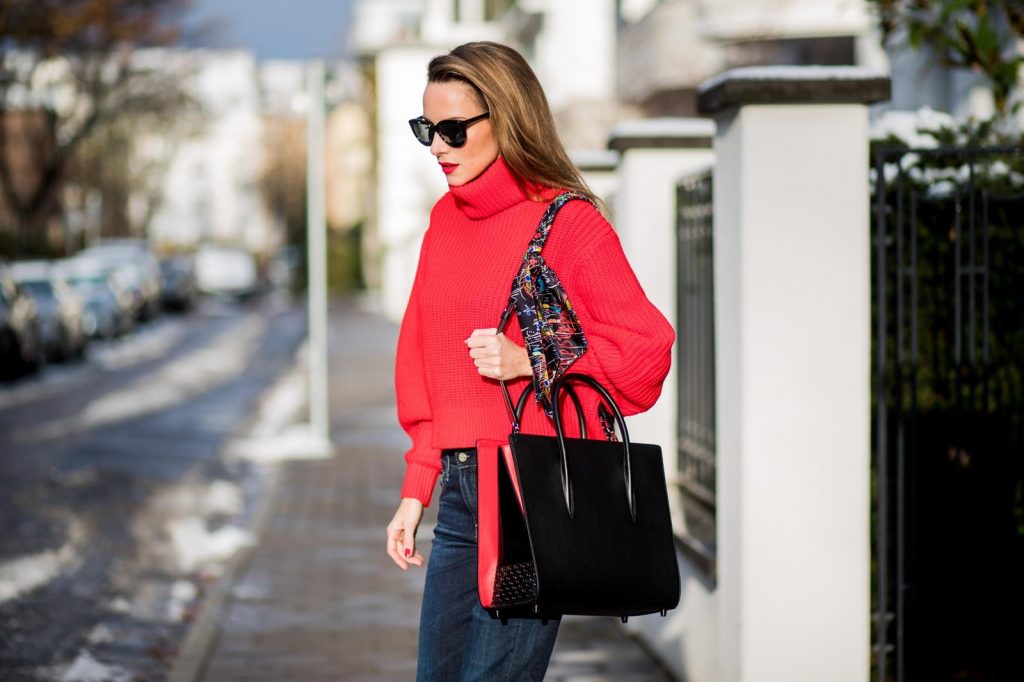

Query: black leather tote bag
[[478, 372, 681, 621]]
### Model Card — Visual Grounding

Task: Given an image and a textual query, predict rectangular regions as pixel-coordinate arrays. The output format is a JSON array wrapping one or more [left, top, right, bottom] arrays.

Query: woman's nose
[[430, 133, 449, 156]]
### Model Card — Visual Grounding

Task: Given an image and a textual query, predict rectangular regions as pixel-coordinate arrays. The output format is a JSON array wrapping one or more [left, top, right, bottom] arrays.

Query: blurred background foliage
[[0, 0, 198, 256], [869, 0, 1024, 115]]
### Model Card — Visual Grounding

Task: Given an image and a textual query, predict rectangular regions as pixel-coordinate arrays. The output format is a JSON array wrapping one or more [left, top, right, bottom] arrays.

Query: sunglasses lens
[[410, 114, 485, 148], [435, 121, 467, 148], [409, 119, 432, 146]]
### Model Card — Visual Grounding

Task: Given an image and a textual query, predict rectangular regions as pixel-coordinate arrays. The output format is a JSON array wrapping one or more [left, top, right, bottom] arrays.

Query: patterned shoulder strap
[[525, 192, 596, 257]]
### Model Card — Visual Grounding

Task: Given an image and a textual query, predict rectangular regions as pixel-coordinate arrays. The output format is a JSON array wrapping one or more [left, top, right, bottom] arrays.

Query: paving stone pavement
[[194, 297, 676, 681]]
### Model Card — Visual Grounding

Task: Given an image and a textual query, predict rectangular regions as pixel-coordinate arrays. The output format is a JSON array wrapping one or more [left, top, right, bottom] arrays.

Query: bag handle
[[497, 301, 587, 438], [551, 373, 637, 523], [497, 301, 518, 424]]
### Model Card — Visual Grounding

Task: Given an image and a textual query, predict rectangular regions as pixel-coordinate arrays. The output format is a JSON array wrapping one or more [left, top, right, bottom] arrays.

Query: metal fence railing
[[871, 145, 1024, 682], [675, 170, 716, 578]]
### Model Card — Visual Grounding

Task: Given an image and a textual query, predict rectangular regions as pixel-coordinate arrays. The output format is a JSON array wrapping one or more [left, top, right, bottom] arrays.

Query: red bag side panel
[[501, 444, 526, 514], [476, 439, 504, 608]]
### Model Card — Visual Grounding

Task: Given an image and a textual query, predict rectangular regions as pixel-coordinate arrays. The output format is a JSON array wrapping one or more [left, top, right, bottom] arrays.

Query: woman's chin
[[446, 175, 468, 187]]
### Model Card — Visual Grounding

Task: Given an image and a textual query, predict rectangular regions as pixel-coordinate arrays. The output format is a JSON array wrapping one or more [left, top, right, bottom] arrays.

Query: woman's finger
[[465, 328, 499, 347], [387, 498, 424, 570], [397, 522, 424, 567], [400, 522, 416, 557], [386, 529, 409, 570]]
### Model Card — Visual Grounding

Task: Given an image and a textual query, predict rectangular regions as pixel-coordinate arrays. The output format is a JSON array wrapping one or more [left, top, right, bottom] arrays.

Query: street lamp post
[[306, 59, 330, 448]]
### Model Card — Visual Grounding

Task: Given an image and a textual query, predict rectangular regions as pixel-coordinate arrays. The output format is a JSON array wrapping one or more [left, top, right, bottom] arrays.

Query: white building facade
[[147, 51, 273, 252]]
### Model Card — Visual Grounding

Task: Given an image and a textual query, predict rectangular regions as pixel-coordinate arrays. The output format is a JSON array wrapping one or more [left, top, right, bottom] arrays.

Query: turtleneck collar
[[448, 156, 555, 220]]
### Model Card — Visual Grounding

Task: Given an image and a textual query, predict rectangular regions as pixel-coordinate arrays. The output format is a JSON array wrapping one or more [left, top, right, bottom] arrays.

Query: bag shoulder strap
[[499, 191, 595, 332], [497, 191, 595, 424], [524, 191, 596, 258]]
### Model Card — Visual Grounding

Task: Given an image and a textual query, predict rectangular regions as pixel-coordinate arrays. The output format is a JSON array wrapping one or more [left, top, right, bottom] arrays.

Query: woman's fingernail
[[404, 548, 411, 558]]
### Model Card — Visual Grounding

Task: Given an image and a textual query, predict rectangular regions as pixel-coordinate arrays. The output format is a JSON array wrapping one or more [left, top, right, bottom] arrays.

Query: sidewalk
[[182, 297, 675, 681]]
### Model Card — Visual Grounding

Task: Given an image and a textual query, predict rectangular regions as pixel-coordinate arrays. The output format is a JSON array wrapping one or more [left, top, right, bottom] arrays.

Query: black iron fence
[[871, 145, 1024, 682], [676, 171, 716, 578]]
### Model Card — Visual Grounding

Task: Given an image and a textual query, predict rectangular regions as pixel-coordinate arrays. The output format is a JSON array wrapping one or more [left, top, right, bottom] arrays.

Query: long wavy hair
[[427, 41, 600, 207]]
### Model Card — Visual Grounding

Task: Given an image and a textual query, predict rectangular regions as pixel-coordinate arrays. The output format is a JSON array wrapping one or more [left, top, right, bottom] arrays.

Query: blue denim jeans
[[417, 448, 559, 681]]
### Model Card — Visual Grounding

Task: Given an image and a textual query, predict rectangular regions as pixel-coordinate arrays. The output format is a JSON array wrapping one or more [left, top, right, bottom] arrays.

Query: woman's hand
[[465, 328, 531, 381], [386, 497, 425, 571]]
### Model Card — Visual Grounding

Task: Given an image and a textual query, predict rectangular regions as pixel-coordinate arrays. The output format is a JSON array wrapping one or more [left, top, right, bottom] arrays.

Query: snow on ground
[[0, 316, 189, 410], [19, 313, 267, 441], [225, 422, 333, 462], [140, 479, 246, 524], [168, 517, 253, 574], [0, 519, 84, 604], [222, 340, 333, 462], [204, 479, 244, 516], [166, 579, 199, 622], [107, 596, 132, 613], [80, 313, 267, 429], [86, 624, 115, 644], [247, 341, 309, 437], [131, 477, 254, 578], [58, 651, 132, 682], [91, 316, 191, 371]]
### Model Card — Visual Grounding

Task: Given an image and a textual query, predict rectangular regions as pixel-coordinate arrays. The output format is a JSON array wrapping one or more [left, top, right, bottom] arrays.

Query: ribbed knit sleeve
[[395, 230, 442, 506], [553, 202, 675, 416]]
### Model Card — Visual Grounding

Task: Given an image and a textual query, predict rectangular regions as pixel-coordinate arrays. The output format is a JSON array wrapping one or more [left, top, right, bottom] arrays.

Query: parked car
[[159, 254, 198, 311], [59, 258, 135, 338], [11, 261, 88, 362], [194, 244, 260, 298], [0, 261, 43, 380], [77, 239, 162, 320]]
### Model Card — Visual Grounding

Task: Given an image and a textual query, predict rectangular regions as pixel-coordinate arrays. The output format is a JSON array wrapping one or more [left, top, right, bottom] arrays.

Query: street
[[0, 294, 306, 681]]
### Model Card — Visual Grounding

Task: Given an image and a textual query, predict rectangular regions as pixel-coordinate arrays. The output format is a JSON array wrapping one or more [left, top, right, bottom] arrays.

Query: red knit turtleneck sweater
[[396, 156, 675, 506]]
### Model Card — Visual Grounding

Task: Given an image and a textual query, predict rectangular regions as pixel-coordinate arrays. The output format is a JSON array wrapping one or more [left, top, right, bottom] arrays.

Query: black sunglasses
[[408, 112, 490, 148]]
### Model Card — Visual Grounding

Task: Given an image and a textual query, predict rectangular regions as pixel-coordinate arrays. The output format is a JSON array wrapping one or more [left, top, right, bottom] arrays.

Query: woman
[[386, 41, 674, 681]]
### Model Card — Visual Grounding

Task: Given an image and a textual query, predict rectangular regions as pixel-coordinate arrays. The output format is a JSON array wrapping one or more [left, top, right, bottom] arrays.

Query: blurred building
[[147, 50, 276, 254], [143, 51, 370, 262], [619, 0, 885, 116]]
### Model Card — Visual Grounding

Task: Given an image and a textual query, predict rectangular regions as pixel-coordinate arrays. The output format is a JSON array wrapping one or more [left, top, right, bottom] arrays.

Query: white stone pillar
[[697, 67, 889, 682], [604, 120, 718, 682], [607, 118, 714, 472], [375, 47, 448, 322]]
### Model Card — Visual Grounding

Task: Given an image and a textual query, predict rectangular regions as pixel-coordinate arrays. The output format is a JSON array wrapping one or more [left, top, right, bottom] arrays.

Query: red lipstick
[[440, 162, 458, 175]]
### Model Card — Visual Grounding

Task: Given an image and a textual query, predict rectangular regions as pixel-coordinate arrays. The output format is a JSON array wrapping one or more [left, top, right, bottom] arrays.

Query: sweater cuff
[[401, 458, 441, 507]]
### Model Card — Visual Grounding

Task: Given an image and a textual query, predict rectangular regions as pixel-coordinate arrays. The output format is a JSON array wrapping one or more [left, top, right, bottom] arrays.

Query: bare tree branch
[[0, 0, 194, 255]]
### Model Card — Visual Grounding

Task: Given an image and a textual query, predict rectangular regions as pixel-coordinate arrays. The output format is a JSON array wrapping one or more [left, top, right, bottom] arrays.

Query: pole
[[306, 59, 330, 446]]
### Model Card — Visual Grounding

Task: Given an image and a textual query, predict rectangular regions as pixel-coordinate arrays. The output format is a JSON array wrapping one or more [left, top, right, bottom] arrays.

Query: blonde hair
[[427, 42, 600, 207]]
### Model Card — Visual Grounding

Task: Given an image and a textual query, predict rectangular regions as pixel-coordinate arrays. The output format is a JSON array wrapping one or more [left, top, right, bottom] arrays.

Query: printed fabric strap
[[508, 191, 595, 418]]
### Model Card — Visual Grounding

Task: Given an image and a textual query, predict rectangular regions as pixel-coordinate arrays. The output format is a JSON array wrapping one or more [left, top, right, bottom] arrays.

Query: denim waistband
[[441, 448, 477, 459]]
